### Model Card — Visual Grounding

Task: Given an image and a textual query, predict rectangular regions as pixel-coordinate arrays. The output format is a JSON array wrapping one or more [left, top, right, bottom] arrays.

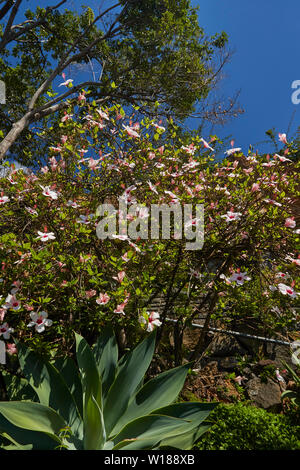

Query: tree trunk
[[190, 291, 218, 361], [0, 114, 30, 160]]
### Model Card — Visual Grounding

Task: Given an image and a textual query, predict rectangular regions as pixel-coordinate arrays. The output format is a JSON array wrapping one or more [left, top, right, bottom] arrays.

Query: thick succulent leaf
[[52, 356, 83, 417], [92, 326, 118, 400], [157, 423, 212, 450], [0, 412, 59, 450], [75, 333, 102, 413], [112, 414, 191, 447], [16, 340, 82, 437], [0, 401, 66, 439], [113, 437, 165, 450], [16, 340, 53, 405], [83, 395, 106, 450], [105, 330, 156, 437], [111, 362, 191, 435], [2, 371, 38, 402], [150, 401, 218, 426]]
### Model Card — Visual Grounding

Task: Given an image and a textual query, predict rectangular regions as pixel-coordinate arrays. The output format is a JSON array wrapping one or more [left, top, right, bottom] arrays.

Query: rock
[[206, 333, 247, 358], [265, 343, 297, 370], [245, 377, 282, 410]]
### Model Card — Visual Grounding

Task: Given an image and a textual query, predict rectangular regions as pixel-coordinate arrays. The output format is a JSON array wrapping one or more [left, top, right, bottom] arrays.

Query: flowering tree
[[0, 94, 299, 366]]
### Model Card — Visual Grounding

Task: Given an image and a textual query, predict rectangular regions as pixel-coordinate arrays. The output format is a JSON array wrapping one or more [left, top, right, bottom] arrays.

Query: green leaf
[[157, 423, 211, 450], [16, 340, 82, 437], [75, 333, 102, 414], [111, 362, 191, 435], [150, 402, 218, 426], [0, 413, 59, 450], [92, 326, 118, 401], [53, 356, 83, 417], [112, 414, 193, 448], [0, 402, 65, 439], [104, 331, 156, 437], [83, 395, 106, 450]]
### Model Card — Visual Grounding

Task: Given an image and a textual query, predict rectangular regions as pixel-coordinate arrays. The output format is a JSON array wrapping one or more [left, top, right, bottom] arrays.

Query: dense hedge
[[195, 402, 300, 450]]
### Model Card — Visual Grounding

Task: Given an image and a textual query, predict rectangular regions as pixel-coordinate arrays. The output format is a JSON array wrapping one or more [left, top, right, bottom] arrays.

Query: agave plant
[[0, 327, 217, 450]]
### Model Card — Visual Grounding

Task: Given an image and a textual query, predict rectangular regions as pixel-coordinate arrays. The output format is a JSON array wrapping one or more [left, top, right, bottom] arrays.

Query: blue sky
[[190, 0, 300, 154]]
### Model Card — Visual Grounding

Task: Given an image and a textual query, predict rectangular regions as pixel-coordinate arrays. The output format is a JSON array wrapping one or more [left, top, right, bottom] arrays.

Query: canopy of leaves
[[0, 0, 228, 165]]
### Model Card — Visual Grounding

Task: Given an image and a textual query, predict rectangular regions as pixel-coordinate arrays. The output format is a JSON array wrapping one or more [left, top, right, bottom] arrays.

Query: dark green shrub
[[195, 402, 300, 450]]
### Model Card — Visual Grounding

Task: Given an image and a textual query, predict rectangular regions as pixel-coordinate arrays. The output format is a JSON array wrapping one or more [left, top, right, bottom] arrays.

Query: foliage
[[0, 327, 216, 450], [195, 402, 300, 450], [0, 0, 231, 164], [0, 100, 299, 363]]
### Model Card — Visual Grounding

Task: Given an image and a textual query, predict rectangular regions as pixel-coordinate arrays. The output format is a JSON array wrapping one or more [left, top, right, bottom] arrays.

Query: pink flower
[[263, 198, 282, 207], [87, 158, 100, 171], [278, 283, 298, 299], [78, 91, 86, 102], [285, 217, 296, 228], [229, 271, 251, 285], [122, 125, 140, 138], [152, 123, 165, 132], [121, 252, 130, 262], [27, 311, 53, 333], [61, 112, 73, 122], [224, 148, 241, 156], [40, 185, 59, 200], [85, 289, 97, 299], [276, 272, 290, 280], [278, 133, 287, 145], [49, 145, 62, 153], [114, 303, 127, 315], [6, 343, 17, 355], [285, 255, 300, 266], [148, 151, 156, 160], [0, 195, 9, 204], [59, 75, 73, 87], [0, 322, 14, 339], [251, 183, 260, 192], [147, 180, 158, 194], [200, 138, 214, 152], [139, 311, 162, 332], [181, 143, 196, 154], [37, 231, 56, 242], [220, 211, 242, 222], [3, 294, 21, 310], [25, 206, 38, 215], [96, 293, 110, 305], [96, 108, 109, 121], [113, 271, 126, 283]]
